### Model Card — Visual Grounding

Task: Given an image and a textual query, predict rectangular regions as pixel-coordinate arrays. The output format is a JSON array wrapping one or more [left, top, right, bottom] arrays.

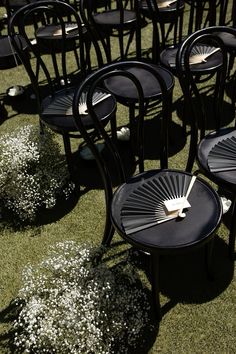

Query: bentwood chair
[[214, 10, 236, 77], [176, 26, 236, 259], [139, 0, 185, 62], [151, 1, 223, 75], [79, 0, 143, 62], [186, 0, 229, 35], [79, 0, 175, 172], [156, 19, 224, 136], [9, 0, 117, 178], [72, 60, 222, 319]]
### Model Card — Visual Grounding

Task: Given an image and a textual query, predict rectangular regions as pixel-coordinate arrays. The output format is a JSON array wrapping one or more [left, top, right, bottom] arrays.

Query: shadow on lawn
[[0, 301, 20, 354], [109, 235, 234, 323], [74, 140, 137, 190], [158, 236, 234, 306], [0, 186, 80, 231], [174, 93, 234, 131]]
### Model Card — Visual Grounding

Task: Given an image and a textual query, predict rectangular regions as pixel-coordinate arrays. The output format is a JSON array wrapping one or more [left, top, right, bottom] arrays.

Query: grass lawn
[[0, 2, 235, 353]]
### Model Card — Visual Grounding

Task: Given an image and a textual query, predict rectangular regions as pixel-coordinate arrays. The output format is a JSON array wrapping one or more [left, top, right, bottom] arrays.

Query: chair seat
[[35, 23, 85, 53], [104, 64, 174, 102], [160, 44, 223, 73], [197, 127, 236, 187], [0, 35, 27, 69], [36, 23, 82, 40], [139, 0, 185, 19], [93, 10, 136, 27], [41, 87, 117, 133], [111, 169, 222, 254]]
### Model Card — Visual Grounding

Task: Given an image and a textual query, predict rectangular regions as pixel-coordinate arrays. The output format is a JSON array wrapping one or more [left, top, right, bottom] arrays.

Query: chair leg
[[150, 253, 161, 321], [229, 196, 236, 260], [62, 133, 74, 180], [205, 238, 215, 280], [101, 223, 115, 247]]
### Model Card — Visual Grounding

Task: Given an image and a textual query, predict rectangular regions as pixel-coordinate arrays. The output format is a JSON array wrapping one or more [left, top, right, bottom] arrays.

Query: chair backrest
[[144, 0, 185, 62], [176, 26, 235, 170], [8, 0, 98, 110], [186, 0, 228, 35], [79, 0, 142, 62], [72, 60, 171, 196]]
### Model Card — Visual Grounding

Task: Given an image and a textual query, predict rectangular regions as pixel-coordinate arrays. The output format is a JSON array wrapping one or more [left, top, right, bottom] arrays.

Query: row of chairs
[[1, 0, 236, 317], [71, 27, 236, 317]]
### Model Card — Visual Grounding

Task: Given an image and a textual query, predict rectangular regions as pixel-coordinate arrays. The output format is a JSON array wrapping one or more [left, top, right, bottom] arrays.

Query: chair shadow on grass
[[74, 139, 137, 190], [0, 186, 80, 231], [109, 234, 234, 324], [0, 300, 20, 354], [101, 241, 160, 354], [142, 114, 187, 161], [133, 235, 234, 320], [74, 115, 186, 192], [174, 92, 234, 131]]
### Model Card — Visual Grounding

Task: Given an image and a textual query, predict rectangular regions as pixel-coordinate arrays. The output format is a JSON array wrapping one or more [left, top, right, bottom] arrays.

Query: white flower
[[14, 242, 150, 354], [0, 125, 73, 221]]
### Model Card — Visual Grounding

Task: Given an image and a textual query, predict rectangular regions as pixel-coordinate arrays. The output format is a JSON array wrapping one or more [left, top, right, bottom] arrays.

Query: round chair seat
[[160, 44, 223, 73], [197, 127, 236, 188], [0, 35, 27, 69], [111, 169, 222, 254], [139, 0, 185, 19], [41, 87, 117, 133], [93, 10, 136, 27], [104, 64, 174, 102], [36, 23, 81, 40], [35, 23, 85, 53]]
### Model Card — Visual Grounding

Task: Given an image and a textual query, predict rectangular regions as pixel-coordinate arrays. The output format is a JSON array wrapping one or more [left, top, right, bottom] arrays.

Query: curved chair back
[[8, 1, 90, 111], [176, 26, 235, 171], [142, 0, 184, 62], [72, 60, 170, 244], [79, 0, 142, 62]]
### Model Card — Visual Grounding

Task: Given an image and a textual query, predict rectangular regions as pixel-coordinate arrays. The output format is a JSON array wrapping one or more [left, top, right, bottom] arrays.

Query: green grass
[[0, 3, 236, 353]]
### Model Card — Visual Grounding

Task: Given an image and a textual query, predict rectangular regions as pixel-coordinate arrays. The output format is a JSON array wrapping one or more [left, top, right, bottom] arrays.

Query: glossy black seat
[[176, 26, 236, 259], [72, 60, 222, 319], [9, 0, 117, 178], [0, 34, 27, 69]]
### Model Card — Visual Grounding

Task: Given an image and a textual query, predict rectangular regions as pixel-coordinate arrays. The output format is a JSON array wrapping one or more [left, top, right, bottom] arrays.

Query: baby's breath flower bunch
[[14, 241, 150, 354], [0, 125, 73, 221]]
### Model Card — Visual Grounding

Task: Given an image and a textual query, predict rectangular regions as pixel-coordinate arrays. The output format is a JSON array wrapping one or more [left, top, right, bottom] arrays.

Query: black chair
[[79, 0, 175, 172], [72, 60, 222, 320], [144, 0, 224, 137], [0, 14, 28, 106], [214, 10, 236, 78], [139, 0, 185, 62], [9, 0, 117, 179], [186, 0, 229, 35], [79, 0, 143, 62], [176, 26, 236, 259], [158, 22, 224, 138]]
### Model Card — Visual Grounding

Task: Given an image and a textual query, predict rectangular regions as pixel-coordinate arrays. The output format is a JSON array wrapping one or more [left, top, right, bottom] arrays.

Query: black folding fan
[[121, 173, 195, 235], [208, 135, 236, 172], [42, 91, 111, 116]]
